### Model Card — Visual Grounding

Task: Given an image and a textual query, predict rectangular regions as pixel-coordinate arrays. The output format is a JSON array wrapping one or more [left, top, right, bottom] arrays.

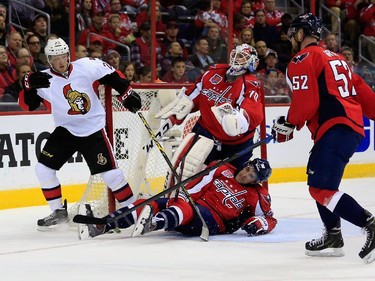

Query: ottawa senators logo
[[63, 84, 91, 115], [97, 153, 107, 165]]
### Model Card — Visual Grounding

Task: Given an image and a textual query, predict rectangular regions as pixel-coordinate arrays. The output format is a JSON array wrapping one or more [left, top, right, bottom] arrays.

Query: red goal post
[[68, 83, 268, 221]]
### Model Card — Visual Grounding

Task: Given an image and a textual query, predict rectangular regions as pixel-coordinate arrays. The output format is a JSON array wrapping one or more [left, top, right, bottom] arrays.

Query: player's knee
[[35, 162, 59, 188], [167, 199, 193, 225], [101, 168, 126, 190], [309, 186, 337, 206]]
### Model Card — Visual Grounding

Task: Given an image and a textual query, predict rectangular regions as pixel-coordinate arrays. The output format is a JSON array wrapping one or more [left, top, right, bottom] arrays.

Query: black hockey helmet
[[245, 158, 272, 183], [287, 12, 322, 41]]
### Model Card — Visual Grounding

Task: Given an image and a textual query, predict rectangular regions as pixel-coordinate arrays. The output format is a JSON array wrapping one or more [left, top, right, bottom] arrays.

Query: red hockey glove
[[241, 216, 269, 236], [271, 116, 295, 143], [22, 72, 52, 90]]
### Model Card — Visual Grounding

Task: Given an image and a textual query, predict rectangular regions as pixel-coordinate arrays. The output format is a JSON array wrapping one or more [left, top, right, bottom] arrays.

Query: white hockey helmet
[[44, 38, 70, 67], [227, 43, 259, 77]]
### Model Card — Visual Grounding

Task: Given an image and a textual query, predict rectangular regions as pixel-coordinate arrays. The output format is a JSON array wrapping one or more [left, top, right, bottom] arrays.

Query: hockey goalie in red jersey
[[155, 43, 264, 170], [79, 158, 277, 239], [19, 38, 142, 230], [271, 12, 375, 263]]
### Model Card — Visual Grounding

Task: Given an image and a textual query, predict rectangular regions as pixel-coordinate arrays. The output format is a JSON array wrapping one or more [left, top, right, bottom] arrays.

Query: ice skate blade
[[305, 248, 345, 257], [362, 250, 375, 264]]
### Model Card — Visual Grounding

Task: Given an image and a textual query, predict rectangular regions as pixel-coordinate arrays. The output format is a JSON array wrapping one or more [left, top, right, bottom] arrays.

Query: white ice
[[1, 178, 375, 281]]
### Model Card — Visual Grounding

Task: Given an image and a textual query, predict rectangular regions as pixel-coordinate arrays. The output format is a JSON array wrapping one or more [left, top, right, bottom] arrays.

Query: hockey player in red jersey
[[271, 13, 375, 263], [19, 38, 142, 229], [156, 43, 264, 169], [80, 158, 277, 238]]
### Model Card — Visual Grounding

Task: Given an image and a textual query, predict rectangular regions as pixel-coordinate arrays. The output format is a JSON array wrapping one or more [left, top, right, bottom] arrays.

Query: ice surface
[[1, 178, 375, 280]]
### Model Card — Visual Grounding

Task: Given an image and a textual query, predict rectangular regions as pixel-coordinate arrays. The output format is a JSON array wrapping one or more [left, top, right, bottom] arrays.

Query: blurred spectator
[[263, 69, 290, 103], [2, 63, 31, 102], [10, 0, 45, 28], [78, 9, 116, 53], [28, 14, 49, 52], [240, 0, 255, 29], [325, 33, 340, 52], [240, 28, 256, 47], [221, 0, 242, 13], [359, 1, 375, 63], [206, 25, 228, 63], [264, 0, 284, 29], [189, 37, 214, 70], [162, 56, 190, 83], [161, 41, 184, 76], [340, 46, 358, 72], [280, 12, 292, 31], [273, 27, 292, 73], [104, 0, 136, 45], [0, 4, 16, 46], [233, 37, 242, 48], [135, 1, 167, 33], [340, 0, 361, 54], [6, 32, 23, 68], [87, 34, 104, 55], [324, 0, 341, 34], [257, 49, 283, 79], [15, 48, 33, 67], [255, 40, 268, 70], [123, 61, 137, 82], [160, 20, 188, 59], [123, 0, 147, 14], [233, 13, 246, 39], [250, 0, 265, 12], [75, 44, 89, 59], [253, 9, 279, 49], [194, 0, 228, 39], [104, 49, 123, 73], [26, 34, 48, 70], [138, 65, 152, 83], [89, 50, 103, 59], [42, 0, 68, 38], [130, 21, 163, 74], [0, 45, 17, 99], [77, 0, 93, 32]]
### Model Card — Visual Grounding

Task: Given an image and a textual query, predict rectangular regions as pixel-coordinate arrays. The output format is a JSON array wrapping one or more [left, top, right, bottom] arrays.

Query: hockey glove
[[123, 90, 142, 113], [241, 216, 269, 236], [22, 72, 52, 90], [271, 116, 295, 143]]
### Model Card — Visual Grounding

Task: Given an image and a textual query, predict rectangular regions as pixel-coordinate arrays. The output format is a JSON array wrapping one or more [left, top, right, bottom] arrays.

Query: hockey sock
[[332, 193, 369, 228], [154, 207, 181, 231]]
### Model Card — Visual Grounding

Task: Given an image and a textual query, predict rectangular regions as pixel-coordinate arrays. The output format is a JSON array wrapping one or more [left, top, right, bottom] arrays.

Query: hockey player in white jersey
[[19, 38, 142, 229]]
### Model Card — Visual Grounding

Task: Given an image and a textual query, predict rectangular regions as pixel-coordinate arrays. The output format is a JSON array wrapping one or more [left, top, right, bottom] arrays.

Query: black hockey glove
[[22, 72, 52, 91], [123, 90, 142, 113]]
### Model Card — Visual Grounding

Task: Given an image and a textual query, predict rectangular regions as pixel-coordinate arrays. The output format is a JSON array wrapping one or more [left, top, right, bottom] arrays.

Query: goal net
[[68, 83, 267, 222]]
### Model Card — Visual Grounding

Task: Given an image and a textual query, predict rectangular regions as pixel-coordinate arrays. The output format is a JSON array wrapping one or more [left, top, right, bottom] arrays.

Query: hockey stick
[[73, 134, 274, 226], [137, 112, 209, 241], [142, 117, 173, 153]]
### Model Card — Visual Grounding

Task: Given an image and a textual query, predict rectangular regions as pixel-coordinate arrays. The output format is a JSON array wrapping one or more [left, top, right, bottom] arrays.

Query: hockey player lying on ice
[[79, 158, 277, 238]]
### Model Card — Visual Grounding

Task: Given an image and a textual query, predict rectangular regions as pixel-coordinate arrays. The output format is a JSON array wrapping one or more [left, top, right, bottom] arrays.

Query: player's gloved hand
[[22, 72, 52, 90], [123, 90, 142, 113], [241, 216, 269, 236], [271, 116, 295, 143]]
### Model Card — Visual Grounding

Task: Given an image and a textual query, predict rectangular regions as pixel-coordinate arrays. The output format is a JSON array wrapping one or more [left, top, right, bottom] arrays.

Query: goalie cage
[[68, 83, 268, 223]]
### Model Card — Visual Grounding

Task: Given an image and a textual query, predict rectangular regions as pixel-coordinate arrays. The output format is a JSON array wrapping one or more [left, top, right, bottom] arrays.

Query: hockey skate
[[77, 203, 106, 240], [132, 205, 156, 237], [37, 199, 68, 230], [359, 210, 375, 264], [305, 227, 345, 257]]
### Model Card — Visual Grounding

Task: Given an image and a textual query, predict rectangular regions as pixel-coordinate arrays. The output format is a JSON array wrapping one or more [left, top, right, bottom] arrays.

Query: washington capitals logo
[[292, 52, 309, 64]]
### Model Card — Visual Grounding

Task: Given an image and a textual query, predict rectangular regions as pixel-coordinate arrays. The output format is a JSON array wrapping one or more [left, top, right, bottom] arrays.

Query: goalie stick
[[73, 134, 274, 228], [142, 117, 173, 153], [137, 112, 209, 241]]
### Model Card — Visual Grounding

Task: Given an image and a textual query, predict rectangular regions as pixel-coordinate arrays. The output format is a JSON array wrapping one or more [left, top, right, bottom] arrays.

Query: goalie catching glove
[[211, 103, 250, 136], [155, 87, 193, 124], [117, 87, 142, 113], [271, 116, 295, 143], [22, 71, 52, 91]]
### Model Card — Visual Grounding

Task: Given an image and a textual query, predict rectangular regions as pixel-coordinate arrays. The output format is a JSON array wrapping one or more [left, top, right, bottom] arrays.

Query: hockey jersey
[[285, 44, 372, 142], [185, 162, 276, 234], [185, 64, 264, 145]]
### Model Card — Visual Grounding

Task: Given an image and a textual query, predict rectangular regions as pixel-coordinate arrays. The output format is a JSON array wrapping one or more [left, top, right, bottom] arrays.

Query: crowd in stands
[[0, 0, 374, 111]]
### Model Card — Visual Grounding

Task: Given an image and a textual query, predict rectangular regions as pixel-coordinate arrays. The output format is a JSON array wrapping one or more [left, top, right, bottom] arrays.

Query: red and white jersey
[[186, 162, 274, 233], [185, 64, 264, 144], [36, 58, 115, 137], [286, 44, 371, 142]]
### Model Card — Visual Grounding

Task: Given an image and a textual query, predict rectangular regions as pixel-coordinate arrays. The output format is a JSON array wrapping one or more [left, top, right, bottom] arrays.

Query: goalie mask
[[226, 44, 259, 79], [45, 38, 70, 71], [236, 158, 272, 185]]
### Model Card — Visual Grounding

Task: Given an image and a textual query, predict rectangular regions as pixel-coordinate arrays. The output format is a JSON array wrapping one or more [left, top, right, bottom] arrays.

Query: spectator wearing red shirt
[[135, 1, 166, 33], [264, 0, 284, 29], [162, 56, 189, 83], [359, 1, 375, 63]]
